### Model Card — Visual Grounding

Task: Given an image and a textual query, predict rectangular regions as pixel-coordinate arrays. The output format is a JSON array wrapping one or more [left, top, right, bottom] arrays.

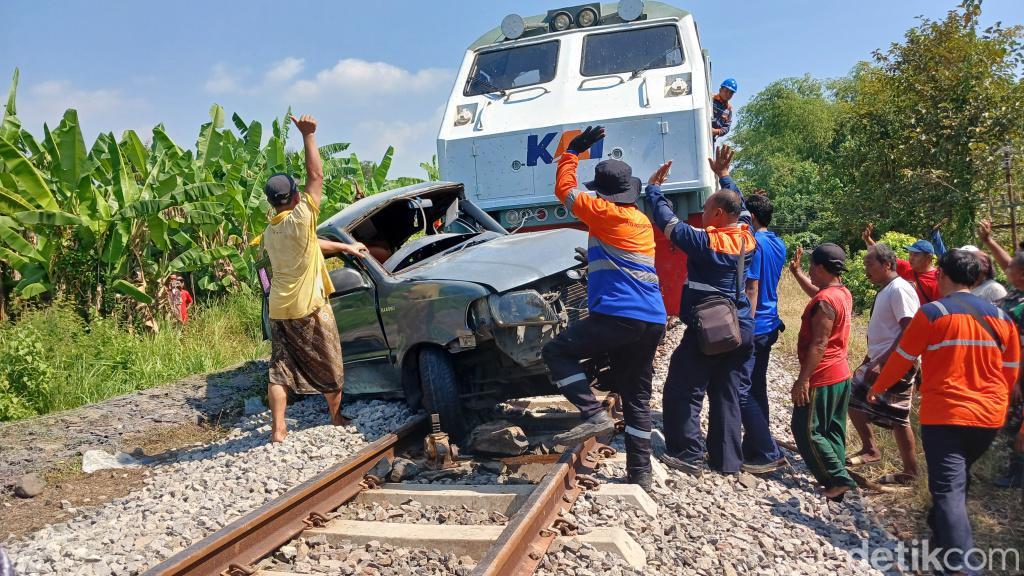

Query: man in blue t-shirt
[[738, 193, 787, 472]]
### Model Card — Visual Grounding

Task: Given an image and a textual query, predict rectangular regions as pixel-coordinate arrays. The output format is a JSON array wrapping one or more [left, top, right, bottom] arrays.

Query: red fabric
[[896, 259, 940, 304], [179, 290, 193, 324], [797, 284, 853, 388]]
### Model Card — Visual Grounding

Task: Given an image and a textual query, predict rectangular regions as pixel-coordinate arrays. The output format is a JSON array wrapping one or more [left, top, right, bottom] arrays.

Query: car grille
[[558, 280, 589, 324]]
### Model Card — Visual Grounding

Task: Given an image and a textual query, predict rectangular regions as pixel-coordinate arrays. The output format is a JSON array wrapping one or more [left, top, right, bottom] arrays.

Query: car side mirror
[[329, 266, 370, 296]]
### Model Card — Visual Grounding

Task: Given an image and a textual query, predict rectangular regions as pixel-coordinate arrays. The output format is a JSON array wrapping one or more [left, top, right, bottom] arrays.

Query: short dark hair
[[974, 251, 994, 281], [868, 243, 897, 271], [745, 194, 773, 226], [937, 249, 980, 287], [706, 189, 743, 215]]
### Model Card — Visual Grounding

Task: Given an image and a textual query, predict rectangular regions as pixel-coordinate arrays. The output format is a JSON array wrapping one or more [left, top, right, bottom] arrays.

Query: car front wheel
[[418, 347, 467, 440]]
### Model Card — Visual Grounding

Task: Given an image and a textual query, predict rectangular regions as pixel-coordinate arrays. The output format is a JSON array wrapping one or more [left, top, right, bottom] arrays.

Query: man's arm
[[792, 301, 835, 406], [861, 223, 876, 247], [292, 114, 324, 208], [1001, 322, 1021, 396], [788, 246, 819, 297], [931, 219, 948, 255], [745, 279, 759, 318], [319, 238, 368, 258], [708, 144, 751, 227], [979, 220, 1012, 271]]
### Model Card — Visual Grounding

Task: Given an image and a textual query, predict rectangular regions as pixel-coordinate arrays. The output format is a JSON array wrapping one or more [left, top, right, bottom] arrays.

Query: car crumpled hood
[[400, 228, 588, 292]]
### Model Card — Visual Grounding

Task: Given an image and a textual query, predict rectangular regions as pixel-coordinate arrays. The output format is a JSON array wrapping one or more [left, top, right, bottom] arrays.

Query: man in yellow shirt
[[263, 114, 367, 442]]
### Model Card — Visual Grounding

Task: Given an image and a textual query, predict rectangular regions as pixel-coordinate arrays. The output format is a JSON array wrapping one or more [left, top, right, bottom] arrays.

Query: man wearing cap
[[712, 78, 737, 139], [646, 144, 758, 477], [863, 223, 946, 304], [262, 114, 368, 443], [788, 243, 857, 501], [542, 126, 667, 491]]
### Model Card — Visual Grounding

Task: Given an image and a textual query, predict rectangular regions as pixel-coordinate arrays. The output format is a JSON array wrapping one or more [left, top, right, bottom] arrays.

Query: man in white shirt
[[848, 244, 921, 485], [959, 244, 1008, 305]]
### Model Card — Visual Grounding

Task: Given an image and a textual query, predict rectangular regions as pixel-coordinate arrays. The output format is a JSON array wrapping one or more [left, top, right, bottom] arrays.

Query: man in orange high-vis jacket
[[870, 249, 1020, 576], [542, 126, 667, 492]]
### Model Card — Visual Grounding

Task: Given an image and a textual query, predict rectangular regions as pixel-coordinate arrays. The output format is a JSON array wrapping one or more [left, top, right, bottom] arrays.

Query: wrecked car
[[262, 182, 590, 437]]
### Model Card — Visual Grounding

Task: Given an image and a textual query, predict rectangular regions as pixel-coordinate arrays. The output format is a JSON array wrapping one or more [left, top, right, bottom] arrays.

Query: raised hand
[[567, 126, 605, 155], [978, 219, 992, 243], [861, 223, 874, 244], [707, 144, 734, 177], [290, 114, 317, 137], [789, 246, 803, 276], [648, 161, 673, 186], [932, 217, 948, 232]]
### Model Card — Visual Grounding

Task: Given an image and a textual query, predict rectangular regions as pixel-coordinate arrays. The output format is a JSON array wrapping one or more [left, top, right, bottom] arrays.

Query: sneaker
[[552, 412, 615, 446], [658, 453, 703, 477], [742, 456, 789, 475], [627, 470, 654, 492]]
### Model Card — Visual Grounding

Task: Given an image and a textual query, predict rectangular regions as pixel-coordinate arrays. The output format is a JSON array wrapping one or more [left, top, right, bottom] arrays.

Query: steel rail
[[143, 414, 430, 576], [473, 436, 601, 576]]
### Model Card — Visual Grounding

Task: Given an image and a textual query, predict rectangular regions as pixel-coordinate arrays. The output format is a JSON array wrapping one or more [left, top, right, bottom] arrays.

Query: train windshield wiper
[[630, 44, 681, 80], [469, 73, 507, 96]]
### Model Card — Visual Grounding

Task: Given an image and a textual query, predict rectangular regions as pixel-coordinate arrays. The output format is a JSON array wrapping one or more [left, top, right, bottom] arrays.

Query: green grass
[[0, 287, 269, 421]]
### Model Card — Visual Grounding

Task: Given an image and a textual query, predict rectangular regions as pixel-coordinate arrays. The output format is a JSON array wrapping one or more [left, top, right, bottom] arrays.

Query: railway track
[[143, 398, 651, 576]]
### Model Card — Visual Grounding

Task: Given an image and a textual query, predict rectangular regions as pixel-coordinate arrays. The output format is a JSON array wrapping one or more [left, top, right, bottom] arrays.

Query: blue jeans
[[738, 328, 783, 464], [921, 425, 998, 576]]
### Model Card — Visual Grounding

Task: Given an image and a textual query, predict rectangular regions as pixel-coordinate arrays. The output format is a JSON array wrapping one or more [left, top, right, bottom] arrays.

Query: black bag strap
[[735, 236, 747, 301], [958, 295, 1003, 350]]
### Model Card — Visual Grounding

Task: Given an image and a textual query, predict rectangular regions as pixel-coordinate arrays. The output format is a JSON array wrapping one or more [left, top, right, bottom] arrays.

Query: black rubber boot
[[628, 470, 654, 492]]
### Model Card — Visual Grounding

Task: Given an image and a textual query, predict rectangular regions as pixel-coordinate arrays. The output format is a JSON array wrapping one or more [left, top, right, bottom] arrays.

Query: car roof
[[317, 181, 465, 235]]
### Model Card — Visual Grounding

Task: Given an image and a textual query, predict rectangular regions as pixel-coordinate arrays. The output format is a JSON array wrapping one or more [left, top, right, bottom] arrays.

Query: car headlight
[[488, 290, 559, 326]]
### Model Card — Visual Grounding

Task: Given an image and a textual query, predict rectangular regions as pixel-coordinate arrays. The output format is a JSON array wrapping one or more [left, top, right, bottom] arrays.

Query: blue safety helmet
[[721, 78, 738, 93]]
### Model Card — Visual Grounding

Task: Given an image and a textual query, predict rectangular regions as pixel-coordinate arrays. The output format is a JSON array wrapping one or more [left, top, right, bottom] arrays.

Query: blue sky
[[2, 1, 1022, 177]]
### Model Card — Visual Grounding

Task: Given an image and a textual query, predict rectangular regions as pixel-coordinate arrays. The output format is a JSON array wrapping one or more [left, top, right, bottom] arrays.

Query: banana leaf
[[119, 198, 174, 218], [0, 182, 34, 213], [231, 112, 248, 135], [110, 278, 153, 304], [12, 210, 84, 227], [1, 68, 20, 142], [120, 129, 149, 174], [0, 136, 57, 210], [168, 245, 236, 272], [0, 219, 43, 262], [53, 109, 90, 190]]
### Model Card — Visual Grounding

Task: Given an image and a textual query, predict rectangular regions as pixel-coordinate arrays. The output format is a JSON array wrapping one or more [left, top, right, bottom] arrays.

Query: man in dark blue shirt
[[739, 193, 787, 472], [712, 78, 737, 140], [646, 145, 756, 476]]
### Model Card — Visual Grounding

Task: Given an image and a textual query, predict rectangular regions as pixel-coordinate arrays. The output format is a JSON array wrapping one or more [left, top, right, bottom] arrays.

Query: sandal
[[846, 454, 882, 467], [877, 473, 916, 486]]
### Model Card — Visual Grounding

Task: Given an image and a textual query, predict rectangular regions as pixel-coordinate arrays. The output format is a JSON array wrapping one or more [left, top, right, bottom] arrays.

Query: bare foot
[[271, 428, 288, 443], [821, 485, 851, 500]]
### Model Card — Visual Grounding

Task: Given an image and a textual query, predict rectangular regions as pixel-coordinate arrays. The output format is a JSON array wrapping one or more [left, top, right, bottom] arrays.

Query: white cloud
[[204, 63, 244, 94], [264, 57, 305, 84], [287, 58, 454, 101], [18, 80, 153, 142]]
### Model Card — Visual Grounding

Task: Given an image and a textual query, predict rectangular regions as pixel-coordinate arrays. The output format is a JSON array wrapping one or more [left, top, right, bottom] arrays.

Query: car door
[[328, 257, 401, 396]]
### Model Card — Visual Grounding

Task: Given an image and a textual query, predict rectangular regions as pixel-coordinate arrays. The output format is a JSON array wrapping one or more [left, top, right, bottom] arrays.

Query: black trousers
[[663, 328, 753, 474], [542, 312, 665, 474], [921, 425, 998, 575]]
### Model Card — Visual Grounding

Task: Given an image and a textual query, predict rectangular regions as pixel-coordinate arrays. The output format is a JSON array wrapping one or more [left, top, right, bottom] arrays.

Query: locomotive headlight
[[454, 104, 477, 126], [577, 7, 598, 27], [500, 13, 526, 39], [618, 0, 644, 22], [551, 11, 572, 31], [664, 74, 692, 97]]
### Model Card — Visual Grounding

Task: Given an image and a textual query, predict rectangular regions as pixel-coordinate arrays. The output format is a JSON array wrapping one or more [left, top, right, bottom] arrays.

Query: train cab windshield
[[464, 40, 559, 96], [581, 25, 683, 76]]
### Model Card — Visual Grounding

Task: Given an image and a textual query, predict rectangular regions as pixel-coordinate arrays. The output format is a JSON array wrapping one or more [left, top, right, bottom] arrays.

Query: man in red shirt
[[788, 243, 857, 501], [870, 249, 1019, 575], [863, 223, 946, 304], [167, 274, 194, 325]]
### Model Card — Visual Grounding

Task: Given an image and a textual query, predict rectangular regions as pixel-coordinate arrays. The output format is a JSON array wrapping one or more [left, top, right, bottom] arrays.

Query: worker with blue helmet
[[713, 78, 737, 139]]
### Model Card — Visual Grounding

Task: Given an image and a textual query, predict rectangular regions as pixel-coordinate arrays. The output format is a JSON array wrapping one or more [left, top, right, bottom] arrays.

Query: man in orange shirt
[[542, 127, 666, 491], [788, 243, 858, 501], [871, 250, 1020, 575]]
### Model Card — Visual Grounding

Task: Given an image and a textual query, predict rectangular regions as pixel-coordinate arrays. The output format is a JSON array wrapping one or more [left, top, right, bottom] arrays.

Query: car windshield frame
[[464, 39, 560, 96], [580, 24, 685, 77]]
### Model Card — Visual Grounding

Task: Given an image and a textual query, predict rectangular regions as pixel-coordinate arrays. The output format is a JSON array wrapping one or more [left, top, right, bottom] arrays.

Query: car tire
[[418, 347, 467, 440]]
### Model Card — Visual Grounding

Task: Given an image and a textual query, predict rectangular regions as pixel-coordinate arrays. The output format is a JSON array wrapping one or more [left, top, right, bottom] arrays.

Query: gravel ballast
[[6, 398, 414, 575]]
